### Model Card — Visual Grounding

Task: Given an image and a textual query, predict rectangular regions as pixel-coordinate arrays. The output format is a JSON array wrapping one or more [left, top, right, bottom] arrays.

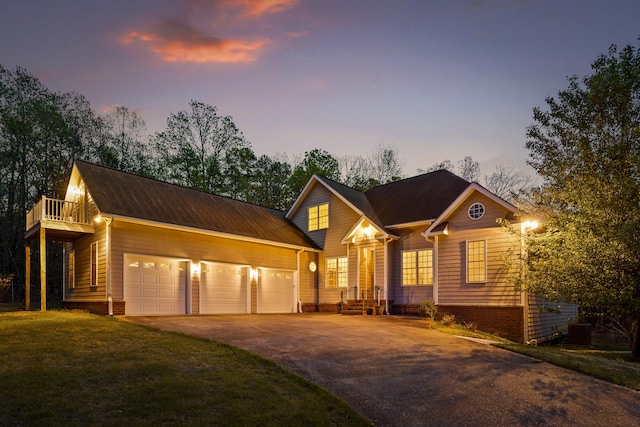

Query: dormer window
[[308, 203, 329, 231], [468, 203, 485, 220]]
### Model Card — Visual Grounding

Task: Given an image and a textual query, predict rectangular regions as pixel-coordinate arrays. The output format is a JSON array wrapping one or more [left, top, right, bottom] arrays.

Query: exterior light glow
[[250, 268, 258, 281], [94, 215, 102, 223], [521, 220, 539, 231], [191, 262, 200, 278]]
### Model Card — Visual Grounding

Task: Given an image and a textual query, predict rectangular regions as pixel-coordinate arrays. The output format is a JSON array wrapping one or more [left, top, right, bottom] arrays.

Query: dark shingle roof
[[364, 170, 470, 226], [75, 161, 318, 249]]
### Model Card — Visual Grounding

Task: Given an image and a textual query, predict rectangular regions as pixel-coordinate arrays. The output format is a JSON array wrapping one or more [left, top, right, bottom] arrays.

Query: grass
[[0, 310, 369, 426], [393, 314, 640, 391], [494, 341, 640, 391]]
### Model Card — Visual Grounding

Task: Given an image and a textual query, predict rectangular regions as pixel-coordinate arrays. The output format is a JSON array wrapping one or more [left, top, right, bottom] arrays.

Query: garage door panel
[[200, 263, 247, 314], [125, 255, 186, 315], [258, 270, 294, 314]]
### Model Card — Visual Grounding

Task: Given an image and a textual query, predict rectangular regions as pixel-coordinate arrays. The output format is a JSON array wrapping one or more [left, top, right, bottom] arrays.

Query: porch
[[24, 196, 95, 311]]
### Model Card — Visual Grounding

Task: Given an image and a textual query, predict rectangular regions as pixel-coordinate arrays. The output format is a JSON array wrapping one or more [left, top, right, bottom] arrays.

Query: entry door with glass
[[358, 246, 375, 299]]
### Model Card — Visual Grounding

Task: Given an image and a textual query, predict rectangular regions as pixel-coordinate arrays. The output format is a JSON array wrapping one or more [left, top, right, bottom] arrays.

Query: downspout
[[296, 249, 303, 313], [105, 217, 113, 316], [384, 237, 390, 315]]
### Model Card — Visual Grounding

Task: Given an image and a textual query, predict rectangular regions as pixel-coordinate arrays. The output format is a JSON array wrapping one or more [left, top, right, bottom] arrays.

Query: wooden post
[[25, 244, 31, 311], [40, 228, 46, 312]]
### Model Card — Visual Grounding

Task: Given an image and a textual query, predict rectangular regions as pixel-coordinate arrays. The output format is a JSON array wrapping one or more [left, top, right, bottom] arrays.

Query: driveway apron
[[126, 314, 640, 426]]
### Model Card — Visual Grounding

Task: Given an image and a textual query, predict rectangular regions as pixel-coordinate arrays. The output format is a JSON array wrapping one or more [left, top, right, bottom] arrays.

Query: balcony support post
[[40, 227, 47, 312], [25, 243, 31, 311]]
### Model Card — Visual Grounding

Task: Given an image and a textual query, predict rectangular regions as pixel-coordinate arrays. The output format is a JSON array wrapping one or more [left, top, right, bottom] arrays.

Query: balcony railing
[[26, 196, 92, 231]]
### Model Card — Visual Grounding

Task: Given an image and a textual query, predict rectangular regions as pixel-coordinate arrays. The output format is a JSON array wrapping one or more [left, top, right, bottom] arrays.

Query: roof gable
[[423, 183, 520, 236], [364, 170, 470, 227], [74, 161, 317, 249], [286, 175, 383, 226]]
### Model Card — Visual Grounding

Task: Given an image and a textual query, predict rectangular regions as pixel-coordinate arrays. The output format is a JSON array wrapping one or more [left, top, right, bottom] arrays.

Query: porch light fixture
[[191, 262, 200, 278], [94, 214, 102, 224], [521, 220, 539, 232], [250, 268, 259, 281]]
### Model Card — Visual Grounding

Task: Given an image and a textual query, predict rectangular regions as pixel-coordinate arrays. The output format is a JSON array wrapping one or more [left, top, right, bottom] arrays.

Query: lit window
[[467, 240, 486, 283], [90, 242, 98, 287], [468, 203, 485, 220], [308, 203, 329, 231], [326, 257, 347, 288], [402, 249, 433, 286], [68, 250, 75, 289]]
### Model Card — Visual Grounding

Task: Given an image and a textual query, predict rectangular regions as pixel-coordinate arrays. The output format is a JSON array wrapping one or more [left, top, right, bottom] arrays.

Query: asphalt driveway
[[126, 313, 640, 426]]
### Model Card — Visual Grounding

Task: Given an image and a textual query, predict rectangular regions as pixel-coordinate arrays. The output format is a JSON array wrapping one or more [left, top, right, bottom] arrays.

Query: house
[[25, 160, 576, 342]]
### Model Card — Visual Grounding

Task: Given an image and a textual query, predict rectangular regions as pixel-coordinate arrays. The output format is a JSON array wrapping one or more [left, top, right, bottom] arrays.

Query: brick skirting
[[392, 304, 524, 342], [62, 300, 125, 316]]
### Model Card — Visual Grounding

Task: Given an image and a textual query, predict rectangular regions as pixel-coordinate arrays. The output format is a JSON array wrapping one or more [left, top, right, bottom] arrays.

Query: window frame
[[68, 249, 75, 289], [466, 239, 487, 283], [468, 203, 485, 220], [401, 249, 433, 286], [90, 241, 98, 287], [308, 203, 329, 231], [326, 256, 348, 289]]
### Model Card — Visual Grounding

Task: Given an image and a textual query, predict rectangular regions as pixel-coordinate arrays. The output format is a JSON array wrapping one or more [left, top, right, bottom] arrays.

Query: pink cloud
[[120, 18, 270, 63], [222, 0, 299, 17]]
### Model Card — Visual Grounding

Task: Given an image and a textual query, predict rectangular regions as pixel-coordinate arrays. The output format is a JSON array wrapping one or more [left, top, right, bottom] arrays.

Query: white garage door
[[201, 263, 248, 314], [124, 255, 187, 315], [257, 269, 295, 313]]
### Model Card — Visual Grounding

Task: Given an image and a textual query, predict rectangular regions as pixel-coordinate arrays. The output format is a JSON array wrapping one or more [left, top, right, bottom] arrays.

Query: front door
[[358, 246, 375, 299]]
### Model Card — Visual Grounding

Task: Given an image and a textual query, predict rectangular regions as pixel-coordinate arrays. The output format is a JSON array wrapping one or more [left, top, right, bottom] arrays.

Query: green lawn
[[494, 342, 640, 391], [0, 311, 369, 426], [389, 315, 640, 391]]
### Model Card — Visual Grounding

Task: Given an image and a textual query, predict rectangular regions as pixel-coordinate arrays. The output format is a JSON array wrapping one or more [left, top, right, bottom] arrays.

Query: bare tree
[[483, 164, 532, 202]]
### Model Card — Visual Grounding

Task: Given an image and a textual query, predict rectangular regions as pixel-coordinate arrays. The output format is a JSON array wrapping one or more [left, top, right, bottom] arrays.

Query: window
[[402, 249, 433, 286], [467, 240, 486, 283], [68, 250, 75, 289], [468, 203, 485, 220], [90, 242, 98, 287], [326, 257, 347, 288], [308, 203, 329, 231]]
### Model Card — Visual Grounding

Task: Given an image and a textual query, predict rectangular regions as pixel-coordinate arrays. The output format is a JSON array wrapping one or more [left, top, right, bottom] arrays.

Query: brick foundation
[[392, 304, 524, 342], [62, 300, 126, 316]]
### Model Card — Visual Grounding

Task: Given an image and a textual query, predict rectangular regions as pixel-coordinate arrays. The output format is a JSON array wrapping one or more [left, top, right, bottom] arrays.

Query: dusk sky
[[2, 0, 639, 177]]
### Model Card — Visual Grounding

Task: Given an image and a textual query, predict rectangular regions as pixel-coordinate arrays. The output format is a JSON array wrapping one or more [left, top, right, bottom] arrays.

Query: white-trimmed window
[[467, 240, 486, 283], [326, 257, 347, 288], [68, 250, 75, 289], [402, 249, 433, 286], [468, 203, 485, 220], [90, 242, 98, 287], [308, 203, 329, 231]]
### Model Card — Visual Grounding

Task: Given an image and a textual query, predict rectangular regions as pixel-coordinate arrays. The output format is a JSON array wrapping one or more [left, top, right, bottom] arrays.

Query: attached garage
[[257, 269, 296, 313], [124, 254, 187, 315], [200, 262, 249, 314]]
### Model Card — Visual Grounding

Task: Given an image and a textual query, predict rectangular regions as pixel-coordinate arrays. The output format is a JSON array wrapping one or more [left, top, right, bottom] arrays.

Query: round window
[[468, 203, 485, 220]]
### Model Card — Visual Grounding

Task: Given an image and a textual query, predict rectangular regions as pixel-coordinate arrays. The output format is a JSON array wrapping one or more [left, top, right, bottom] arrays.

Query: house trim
[[423, 183, 519, 237], [101, 213, 320, 253]]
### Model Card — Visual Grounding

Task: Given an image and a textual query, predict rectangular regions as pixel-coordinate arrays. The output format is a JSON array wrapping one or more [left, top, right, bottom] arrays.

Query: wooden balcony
[[25, 196, 95, 241]]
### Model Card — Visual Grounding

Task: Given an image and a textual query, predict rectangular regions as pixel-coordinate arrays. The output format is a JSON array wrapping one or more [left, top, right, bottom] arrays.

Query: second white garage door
[[200, 263, 248, 314], [257, 269, 295, 313], [124, 255, 187, 315]]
